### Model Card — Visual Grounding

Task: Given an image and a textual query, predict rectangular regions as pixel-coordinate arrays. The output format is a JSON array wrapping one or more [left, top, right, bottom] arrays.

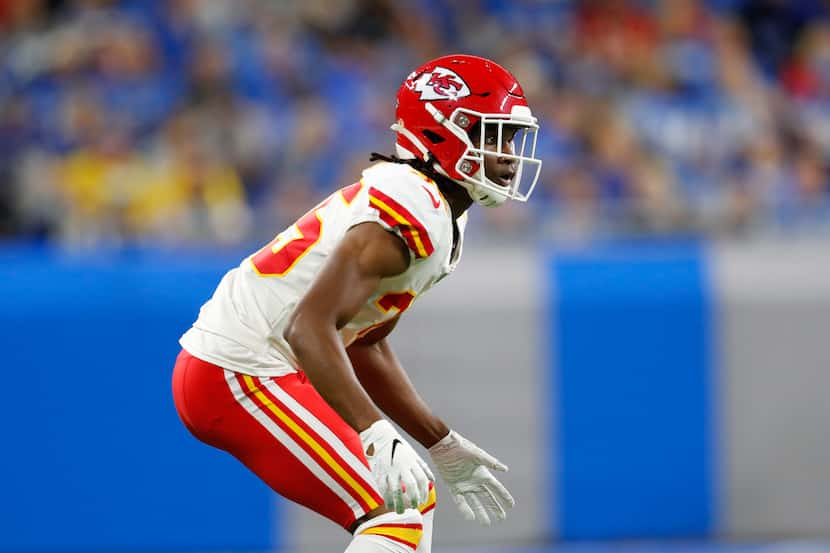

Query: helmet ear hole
[[422, 130, 445, 144]]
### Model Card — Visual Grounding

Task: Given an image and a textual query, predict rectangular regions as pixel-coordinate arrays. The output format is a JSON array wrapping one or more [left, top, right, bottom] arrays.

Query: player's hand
[[428, 430, 514, 526], [359, 419, 434, 513]]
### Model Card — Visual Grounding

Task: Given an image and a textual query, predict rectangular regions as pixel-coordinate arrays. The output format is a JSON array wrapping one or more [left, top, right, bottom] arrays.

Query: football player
[[172, 54, 542, 553]]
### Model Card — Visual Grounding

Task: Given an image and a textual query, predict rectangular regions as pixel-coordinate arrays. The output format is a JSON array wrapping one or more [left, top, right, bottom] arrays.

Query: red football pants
[[172, 349, 384, 529]]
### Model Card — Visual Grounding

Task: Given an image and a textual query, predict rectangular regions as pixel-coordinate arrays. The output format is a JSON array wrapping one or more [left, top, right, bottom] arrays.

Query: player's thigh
[[173, 352, 383, 529], [223, 370, 385, 528]]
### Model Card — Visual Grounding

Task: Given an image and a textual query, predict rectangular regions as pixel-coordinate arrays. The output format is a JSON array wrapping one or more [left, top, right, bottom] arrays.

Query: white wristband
[[428, 429, 458, 454]]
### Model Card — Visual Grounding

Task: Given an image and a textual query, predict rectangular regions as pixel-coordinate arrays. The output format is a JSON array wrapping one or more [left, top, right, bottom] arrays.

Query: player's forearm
[[285, 321, 382, 433], [348, 339, 449, 448]]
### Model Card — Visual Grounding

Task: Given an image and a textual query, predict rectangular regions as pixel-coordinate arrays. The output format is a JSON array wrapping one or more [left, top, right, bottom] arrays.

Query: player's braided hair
[[369, 152, 457, 190]]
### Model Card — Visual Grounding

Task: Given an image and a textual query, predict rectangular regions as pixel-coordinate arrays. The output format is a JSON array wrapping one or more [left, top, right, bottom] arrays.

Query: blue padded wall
[[0, 246, 277, 552], [552, 242, 715, 539]]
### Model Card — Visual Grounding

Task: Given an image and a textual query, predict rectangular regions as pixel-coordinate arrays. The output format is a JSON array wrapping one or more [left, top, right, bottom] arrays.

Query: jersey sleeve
[[350, 163, 444, 259]]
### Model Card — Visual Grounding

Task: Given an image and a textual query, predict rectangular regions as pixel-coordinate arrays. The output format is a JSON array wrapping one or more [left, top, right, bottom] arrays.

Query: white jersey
[[180, 162, 466, 377]]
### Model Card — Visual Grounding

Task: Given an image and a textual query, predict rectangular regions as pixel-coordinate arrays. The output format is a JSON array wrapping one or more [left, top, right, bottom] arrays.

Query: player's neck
[[436, 180, 474, 219]]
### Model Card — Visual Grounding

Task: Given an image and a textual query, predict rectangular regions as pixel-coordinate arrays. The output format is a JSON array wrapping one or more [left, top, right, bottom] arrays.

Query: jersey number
[[250, 208, 323, 277], [250, 182, 362, 277]]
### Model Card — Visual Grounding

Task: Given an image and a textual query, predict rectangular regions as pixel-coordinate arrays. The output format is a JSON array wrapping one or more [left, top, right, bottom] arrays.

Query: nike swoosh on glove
[[428, 430, 515, 526], [360, 420, 434, 513]]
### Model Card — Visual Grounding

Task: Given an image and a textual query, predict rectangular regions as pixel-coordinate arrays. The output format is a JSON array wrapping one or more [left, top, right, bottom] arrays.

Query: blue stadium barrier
[[0, 245, 278, 552], [551, 241, 716, 539]]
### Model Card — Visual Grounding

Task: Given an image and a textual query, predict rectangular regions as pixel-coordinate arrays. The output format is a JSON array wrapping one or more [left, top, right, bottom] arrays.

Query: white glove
[[359, 420, 434, 513], [428, 430, 514, 526]]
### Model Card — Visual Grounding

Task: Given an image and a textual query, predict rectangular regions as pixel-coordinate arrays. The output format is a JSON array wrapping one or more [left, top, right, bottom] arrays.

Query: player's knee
[[352, 509, 424, 550]]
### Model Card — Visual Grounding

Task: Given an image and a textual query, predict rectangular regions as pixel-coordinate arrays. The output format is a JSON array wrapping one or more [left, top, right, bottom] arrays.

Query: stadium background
[[2, 0, 829, 552]]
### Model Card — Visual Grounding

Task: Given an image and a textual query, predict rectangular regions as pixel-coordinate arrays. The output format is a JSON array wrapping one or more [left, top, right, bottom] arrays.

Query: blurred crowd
[[1, 0, 830, 248]]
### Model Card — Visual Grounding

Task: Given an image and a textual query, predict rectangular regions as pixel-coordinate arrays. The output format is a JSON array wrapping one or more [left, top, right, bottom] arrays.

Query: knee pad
[[354, 509, 424, 550]]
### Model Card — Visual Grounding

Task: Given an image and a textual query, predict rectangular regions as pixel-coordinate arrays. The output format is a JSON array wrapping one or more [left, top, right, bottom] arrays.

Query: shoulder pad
[[361, 162, 446, 259]]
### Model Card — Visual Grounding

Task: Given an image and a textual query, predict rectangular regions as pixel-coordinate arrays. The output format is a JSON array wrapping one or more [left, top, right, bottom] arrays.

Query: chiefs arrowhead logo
[[412, 67, 471, 101]]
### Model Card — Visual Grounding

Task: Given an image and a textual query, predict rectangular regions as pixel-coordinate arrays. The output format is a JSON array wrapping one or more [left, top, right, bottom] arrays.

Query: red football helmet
[[393, 54, 542, 207]]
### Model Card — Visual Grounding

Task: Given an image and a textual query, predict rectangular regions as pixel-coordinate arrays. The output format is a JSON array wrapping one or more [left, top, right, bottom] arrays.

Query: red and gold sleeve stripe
[[368, 187, 434, 258], [361, 522, 424, 550], [419, 482, 436, 515]]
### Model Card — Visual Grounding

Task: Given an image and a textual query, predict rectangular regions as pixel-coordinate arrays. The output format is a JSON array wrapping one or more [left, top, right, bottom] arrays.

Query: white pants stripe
[[224, 370, 365, 518], [260, 377, 378, 489]]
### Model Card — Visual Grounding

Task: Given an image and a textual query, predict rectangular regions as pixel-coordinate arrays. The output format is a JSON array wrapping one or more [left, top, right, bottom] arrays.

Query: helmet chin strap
[[467, 171, 508, 207], [434, 159, 506, 208]]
